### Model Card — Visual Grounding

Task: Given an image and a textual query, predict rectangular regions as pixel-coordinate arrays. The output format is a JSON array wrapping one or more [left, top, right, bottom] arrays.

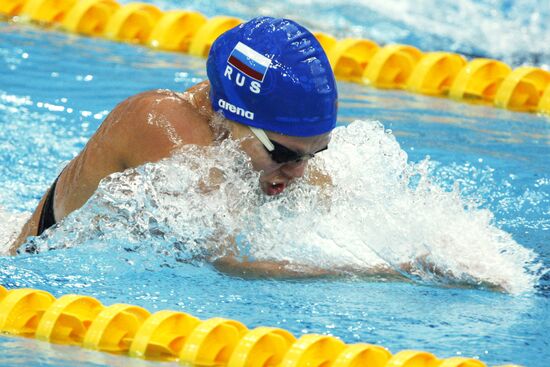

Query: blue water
[[1, 1, 549, 366]]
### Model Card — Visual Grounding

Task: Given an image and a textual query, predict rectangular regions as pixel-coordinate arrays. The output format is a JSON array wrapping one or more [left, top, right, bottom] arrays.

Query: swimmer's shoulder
[[103, 86, 214, 167], [130, 87, 212, 139]]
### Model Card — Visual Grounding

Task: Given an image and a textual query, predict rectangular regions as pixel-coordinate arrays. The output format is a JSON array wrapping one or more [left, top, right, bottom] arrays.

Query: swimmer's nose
[[281, 160, 307, 178]]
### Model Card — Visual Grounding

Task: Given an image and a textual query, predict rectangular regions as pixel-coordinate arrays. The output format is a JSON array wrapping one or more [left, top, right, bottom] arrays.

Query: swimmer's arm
[[8, 190, 51, 255], [306, 165, 333, 206], [213, 253, 506, 291], [307, 165, 332, 187], [210, 233, 335, 278], [212, 256, 336, 279], [212, 256, 406, 280], [9, 93, 155, 253], [9, 90, 192, 254]]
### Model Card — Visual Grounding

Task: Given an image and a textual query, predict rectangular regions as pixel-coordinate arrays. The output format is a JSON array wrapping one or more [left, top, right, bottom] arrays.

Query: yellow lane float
[[103, 2, 162, 43], [449, 58, 512, 102], [179, 317, 248, 365], [148, 10, 206, 52], [188, 15, 242, 57], [0, 286, 526, 366], [328, 38, 380, 82], [61, 0, 119, 36], [35, 294, 104, 345], [21, 0, 76, 23], [332, 343, 392, 367], [281, 334, 346, 367], [407, 52, 467, 95], [386, 350, 441, 367], [0, 0, 549, 116], [364, 44, 423, 89], [0, 0, 26, 16], [0, 288, 56, 337], [227, 326, 296, 367], [0, 285, 7, 300], [440, 357, 487, 367], [313, 31, 337, 53], [494, 66, 550, 111], [129, 310, 200, 360], [538, 84, 550, 114], [82, 303, 151, 353]]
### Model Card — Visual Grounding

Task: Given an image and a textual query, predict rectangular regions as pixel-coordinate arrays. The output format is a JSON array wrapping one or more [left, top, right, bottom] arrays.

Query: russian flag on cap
[[228, 42, 272, 82]]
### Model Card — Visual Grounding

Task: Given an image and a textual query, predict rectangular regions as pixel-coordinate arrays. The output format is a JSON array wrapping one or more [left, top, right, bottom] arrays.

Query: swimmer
[[9, 17, 338, 273]]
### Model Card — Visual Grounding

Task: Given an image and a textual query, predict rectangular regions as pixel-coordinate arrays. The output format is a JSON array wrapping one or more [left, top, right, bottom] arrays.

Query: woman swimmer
[[10, 16, 338, 273]]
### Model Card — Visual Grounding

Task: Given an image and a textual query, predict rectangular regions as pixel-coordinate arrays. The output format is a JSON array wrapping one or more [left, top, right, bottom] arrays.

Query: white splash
[[348, 0, 550, 64], [0, 208, 29, 255], [20, 120, 541, 293]]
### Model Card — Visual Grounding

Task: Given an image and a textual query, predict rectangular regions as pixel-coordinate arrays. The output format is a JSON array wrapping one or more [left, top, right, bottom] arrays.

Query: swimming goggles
[[249, 127, 328, 164]]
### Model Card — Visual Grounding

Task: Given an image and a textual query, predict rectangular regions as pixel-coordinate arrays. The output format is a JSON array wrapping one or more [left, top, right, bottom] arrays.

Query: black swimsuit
[[18, 176, 60, 254], [36, 176, 59, 236]]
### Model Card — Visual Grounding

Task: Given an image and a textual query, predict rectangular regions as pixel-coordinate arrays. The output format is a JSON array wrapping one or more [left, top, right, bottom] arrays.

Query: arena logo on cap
[[218, 98, 254, 120], [228, 42, 272, 82]]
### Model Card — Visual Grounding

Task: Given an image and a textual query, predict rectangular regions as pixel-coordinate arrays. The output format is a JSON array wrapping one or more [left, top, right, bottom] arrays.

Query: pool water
[[0, 1, 549, 366]]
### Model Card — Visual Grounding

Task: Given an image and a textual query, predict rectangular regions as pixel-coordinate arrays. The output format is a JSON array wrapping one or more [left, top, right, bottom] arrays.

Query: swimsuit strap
[[36, 175, 60, 236]]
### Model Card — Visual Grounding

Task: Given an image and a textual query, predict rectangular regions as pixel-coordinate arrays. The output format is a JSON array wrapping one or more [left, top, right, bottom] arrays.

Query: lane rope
[[0, 1, 533, 365], [0, 286, 523, 366], [1, 0, 549, 114]]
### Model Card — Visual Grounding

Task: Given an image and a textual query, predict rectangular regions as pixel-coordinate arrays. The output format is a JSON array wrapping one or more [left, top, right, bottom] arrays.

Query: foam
[[11, 120, 540, 293], [0, 208, 29, 255], [357, 0, 550, 65]]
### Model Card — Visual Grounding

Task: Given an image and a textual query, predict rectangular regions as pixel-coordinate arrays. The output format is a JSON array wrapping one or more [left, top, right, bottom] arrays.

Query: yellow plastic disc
[[439, 357, 486, 367], [227, 326, 297, 367], [449, 58, 512, 102], [179, 317, 248, 365], [21, 0, 77, 23], [61, 0, 120, 36], [386, 350, 441, 367], [0, 0, 27, 16], [148, 10, 207, 52], [332, 343, 392, 367], [0, 285, 8, 301], [188, 16, 242, 57], [407, 52, 467, 95], [103, 2, 163, 43], [363, 44, 423, 89], [328, 38, 380, 82], [0, 288, 56, 337], [35, 294, 104, 345], [494, 66, 550, 111], [538, 84, 550, 114], [0, 287, 527, 366], [313, 32, 337, 53], [280, 334, 346, 367], [83, 303, 151, 353], [129, 310, 200, 361]]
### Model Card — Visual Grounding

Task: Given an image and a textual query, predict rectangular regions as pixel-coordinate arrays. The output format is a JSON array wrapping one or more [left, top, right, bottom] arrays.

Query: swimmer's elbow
[[9, 221, 33, 255]]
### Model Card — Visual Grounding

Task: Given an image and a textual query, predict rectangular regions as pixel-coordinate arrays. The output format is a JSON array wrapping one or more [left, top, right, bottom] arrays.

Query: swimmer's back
[[11, 85, 214, 253]]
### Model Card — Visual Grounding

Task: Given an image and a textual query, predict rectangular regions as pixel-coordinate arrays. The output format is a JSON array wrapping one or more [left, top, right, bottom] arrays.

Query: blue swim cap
[[207, 17, 338, 137]]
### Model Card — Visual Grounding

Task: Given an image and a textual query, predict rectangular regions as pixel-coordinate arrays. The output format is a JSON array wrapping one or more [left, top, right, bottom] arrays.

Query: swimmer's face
[[242, 129, 331, 196]]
